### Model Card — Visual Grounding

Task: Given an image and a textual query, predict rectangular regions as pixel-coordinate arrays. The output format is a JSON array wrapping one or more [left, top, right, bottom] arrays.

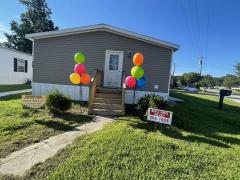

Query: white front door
[[103, 50, 123, 88]]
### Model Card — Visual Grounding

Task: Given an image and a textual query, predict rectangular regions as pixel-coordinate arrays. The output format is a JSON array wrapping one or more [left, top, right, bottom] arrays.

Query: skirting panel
[[125, 90, 169, 104], [32, 83, 169, 103], [32, 83, 89, 101]]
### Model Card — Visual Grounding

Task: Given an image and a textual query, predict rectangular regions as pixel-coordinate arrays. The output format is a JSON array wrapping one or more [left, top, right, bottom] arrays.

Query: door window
[[109, 54, 119, 70]]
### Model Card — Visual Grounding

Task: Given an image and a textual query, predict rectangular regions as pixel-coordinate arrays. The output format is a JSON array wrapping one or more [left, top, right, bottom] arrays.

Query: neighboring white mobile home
[[0, 46, 32, 84]]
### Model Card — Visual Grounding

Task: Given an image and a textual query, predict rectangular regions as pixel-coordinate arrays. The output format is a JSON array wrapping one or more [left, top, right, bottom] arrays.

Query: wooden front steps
[[89, 87, 124, 116], [88, 69, 126, 116]]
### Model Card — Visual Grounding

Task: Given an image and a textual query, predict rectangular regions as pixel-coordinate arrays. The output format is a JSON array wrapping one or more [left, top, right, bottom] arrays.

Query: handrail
[[121, 71, 126, 115], [88, 69, 98, 113]]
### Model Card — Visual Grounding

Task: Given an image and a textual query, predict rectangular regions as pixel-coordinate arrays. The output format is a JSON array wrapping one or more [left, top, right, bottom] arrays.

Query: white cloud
[[0, 36, 7, 43], [0, 22, 10, 43], [0, 22, 10, 33]]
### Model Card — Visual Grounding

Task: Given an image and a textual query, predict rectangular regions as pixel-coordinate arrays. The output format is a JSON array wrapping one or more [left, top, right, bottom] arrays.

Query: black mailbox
[[220, 89, 232, 97], [219, 89, 232, 110]]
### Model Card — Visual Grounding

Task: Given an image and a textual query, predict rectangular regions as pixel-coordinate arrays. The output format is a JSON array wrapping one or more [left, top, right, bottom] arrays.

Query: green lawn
[[20, 91, 240, 179], [0, 84, 32, 93], [0, 94, 93, 159]]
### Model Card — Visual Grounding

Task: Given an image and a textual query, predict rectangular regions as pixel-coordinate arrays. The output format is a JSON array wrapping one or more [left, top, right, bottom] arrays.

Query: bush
[[46, 90, 72, 113], [136, 94, 169, 119]]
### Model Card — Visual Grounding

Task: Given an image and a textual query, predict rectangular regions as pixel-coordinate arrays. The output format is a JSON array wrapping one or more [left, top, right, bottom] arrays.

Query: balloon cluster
[[125, 52, 147, 89], [69, 52, 91, 85]]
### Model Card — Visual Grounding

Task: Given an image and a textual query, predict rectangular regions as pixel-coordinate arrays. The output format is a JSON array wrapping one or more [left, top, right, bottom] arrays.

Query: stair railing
[[121, 71, 126, 115], [88, 69, 99, 113]]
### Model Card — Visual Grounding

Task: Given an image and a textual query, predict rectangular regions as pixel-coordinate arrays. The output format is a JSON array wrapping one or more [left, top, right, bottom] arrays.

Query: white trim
[[32, 82, 169, 103], [26, 24, 179, 51], [168, 49, 174, 95]]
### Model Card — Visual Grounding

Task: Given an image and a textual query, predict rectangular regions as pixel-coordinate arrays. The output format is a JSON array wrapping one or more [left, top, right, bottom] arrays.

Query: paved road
[[201, 89, 240, 103], [226, 95, 240, 103]]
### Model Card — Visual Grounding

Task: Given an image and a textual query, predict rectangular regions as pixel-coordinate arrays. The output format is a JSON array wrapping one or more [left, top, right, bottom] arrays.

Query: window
[[14, 58, 28, 73], [109, 54, 119, 70]]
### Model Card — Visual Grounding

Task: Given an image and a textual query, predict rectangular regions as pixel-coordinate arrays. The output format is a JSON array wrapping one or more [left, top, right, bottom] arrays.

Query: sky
[[0, 0, 240, 77]]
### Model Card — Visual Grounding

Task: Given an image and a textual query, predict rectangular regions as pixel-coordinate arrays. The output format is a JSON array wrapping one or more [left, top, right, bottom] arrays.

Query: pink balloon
[[125, 76, 136, 89], [74, 64, 86, 75]]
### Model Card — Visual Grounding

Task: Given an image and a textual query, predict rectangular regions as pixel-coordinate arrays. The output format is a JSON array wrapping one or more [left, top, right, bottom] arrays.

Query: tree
[[214, 76, 225, 87], [2, 0, 58, 54], [200, 75, 215, 88], [171, 76, 178, 88], [181, 72, 201, 86], [234, 63, 240, 77], [222, 74, 239, 89]]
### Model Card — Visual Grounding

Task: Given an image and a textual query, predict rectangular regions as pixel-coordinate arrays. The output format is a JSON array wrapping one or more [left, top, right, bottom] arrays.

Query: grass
[[0, 84, 31, 93], [0, 94, 93, 159], [20, 90, 240, 179]]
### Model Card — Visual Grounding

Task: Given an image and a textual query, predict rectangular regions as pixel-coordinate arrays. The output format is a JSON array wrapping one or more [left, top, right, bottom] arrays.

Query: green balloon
[[131, 66, 144, 79], [74, 52, 85, 64]]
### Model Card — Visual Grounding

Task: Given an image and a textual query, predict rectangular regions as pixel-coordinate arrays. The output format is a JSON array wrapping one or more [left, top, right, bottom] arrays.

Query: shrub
[[46, 90, 72, 113], [136, 94, 169, 119], [136, 94, 151, 118], [149, 95, 168, 109]]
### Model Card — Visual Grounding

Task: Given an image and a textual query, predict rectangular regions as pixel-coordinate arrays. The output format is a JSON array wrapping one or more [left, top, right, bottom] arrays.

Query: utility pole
[[199, 57, 205, 76], [171, 63, 176, 88]]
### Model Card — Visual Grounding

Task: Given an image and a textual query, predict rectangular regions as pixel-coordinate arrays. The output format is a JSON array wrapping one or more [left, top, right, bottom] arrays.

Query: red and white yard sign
[[147, 108, 173, 125]]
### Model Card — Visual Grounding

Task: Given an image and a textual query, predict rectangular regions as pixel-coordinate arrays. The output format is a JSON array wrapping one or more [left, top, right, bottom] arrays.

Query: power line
[[205, 0, 211, 57], [180, 0, 199, 58], [193, 0, 203, 56]]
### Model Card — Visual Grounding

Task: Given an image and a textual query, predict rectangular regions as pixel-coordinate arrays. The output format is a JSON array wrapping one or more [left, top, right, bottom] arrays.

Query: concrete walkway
[[0, 116, 114, 176], [0, 89, 32, 97]]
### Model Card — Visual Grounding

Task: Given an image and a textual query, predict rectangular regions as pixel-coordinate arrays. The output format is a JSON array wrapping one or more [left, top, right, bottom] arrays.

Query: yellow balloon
[[70, 73, 81, 84]]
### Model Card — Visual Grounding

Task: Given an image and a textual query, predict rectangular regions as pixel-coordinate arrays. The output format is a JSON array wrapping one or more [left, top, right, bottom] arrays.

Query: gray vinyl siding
[[33, 31, 172, 93]]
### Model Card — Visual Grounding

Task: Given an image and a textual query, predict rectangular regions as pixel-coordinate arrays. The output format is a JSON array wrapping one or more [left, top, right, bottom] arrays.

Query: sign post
[[147, 108, 173, 131]]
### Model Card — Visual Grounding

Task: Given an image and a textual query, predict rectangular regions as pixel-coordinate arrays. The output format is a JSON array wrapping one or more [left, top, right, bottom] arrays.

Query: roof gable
[[26, 24, 179, 51]]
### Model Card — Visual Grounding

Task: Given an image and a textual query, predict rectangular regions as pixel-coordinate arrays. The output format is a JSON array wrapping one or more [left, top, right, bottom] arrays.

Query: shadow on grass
[[35, 112, 94, 132], [35, 120, 74, 131], [54, 112, 94, 124], [3, 121, 34, 132], [129, 91, 240, 148], [130, 121, 230, 148]]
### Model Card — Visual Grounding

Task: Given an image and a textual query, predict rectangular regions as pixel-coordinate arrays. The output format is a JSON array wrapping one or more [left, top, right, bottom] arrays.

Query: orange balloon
[[133, 52, 144, 66], [81, 73, 91, 85]]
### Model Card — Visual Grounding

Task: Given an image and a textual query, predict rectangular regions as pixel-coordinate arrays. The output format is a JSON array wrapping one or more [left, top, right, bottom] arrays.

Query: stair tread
[[94, 97, 121, 100], [92, 108, 122, 112], [92, 102, 121, 105], [96, 93, 121, 96], [94, 97, 121, 99], [97, 87, 121, 93]]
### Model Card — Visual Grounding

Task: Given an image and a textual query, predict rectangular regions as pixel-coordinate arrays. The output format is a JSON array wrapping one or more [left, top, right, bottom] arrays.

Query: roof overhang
[[26, 24, 179, 51], [0, 46, 32, 56]]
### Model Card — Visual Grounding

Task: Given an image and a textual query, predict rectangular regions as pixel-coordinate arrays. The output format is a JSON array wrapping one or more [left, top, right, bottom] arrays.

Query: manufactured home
[[0, 46, 32, 84], [26, 24, 179, 115]]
